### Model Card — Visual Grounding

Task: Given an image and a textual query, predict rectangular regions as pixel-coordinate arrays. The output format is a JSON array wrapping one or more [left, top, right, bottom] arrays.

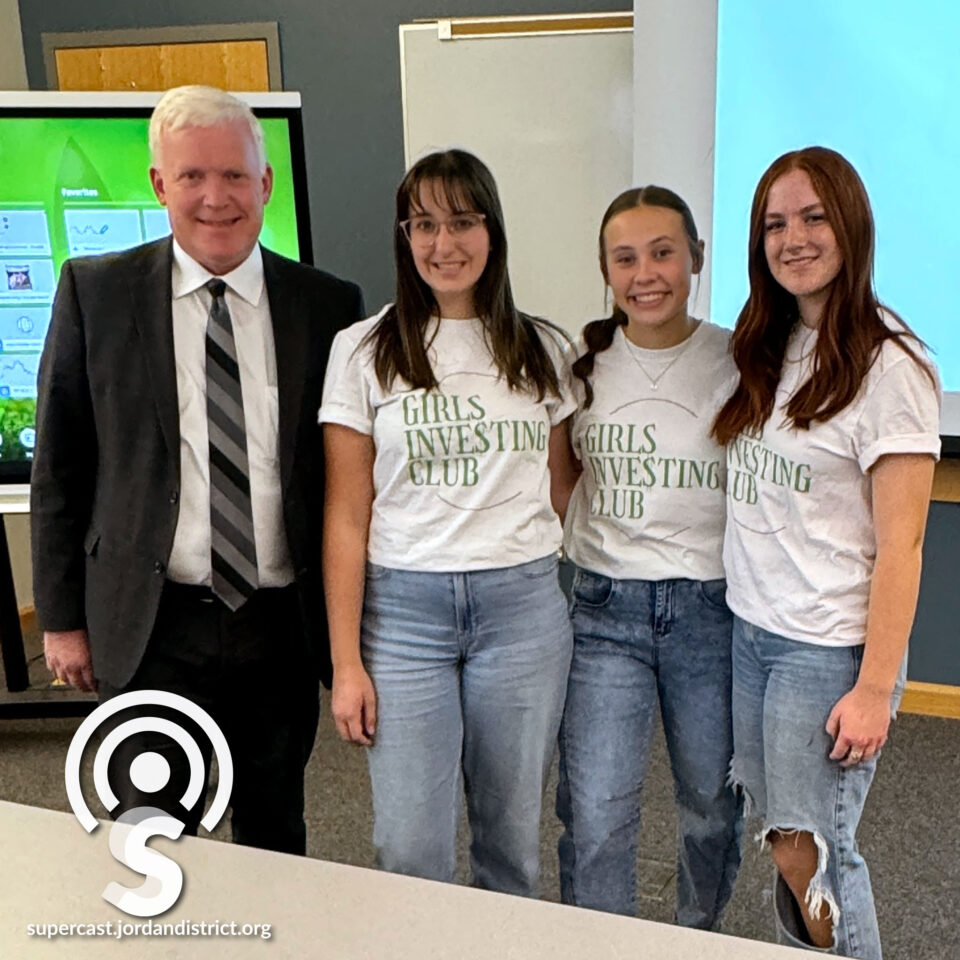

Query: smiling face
[[407, 180, 491, 318], [149, 120, 272, 276], [602, 204, 703, 348], [763, 168, 843, 326]]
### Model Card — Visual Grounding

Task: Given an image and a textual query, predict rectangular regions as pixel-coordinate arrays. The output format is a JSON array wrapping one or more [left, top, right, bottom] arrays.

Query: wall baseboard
[[18, 605, 35, 632], [900, 681, 960, 720]]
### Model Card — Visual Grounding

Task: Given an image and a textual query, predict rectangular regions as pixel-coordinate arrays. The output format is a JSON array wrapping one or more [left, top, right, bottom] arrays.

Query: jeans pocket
[[850, 642, 864, 676], [850, 643, 902, 718], [573, 568, 615, 609], [365, 561, 391, 582], [697, 578, 729, 612]]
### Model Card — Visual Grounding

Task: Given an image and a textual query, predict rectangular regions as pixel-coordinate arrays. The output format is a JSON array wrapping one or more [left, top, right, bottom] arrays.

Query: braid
[[572, 311, 625, 408]]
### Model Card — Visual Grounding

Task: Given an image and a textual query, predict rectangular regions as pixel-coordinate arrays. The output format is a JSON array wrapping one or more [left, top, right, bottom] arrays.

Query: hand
[[331, 662, 377, 746], [826, 682, 892, 766], [43, 629, 97, 693]]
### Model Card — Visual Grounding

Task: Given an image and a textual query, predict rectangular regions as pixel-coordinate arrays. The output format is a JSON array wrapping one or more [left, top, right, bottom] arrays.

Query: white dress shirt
[[166, 240, 294, 587]]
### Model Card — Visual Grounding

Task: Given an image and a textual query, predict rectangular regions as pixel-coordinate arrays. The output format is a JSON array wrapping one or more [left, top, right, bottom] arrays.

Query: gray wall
[[15, 1, 959, 684], [10, 0, 614, 617], [909, 502, 960, 685], [17, 0, 618, 310], [1, 0, 28, 88]]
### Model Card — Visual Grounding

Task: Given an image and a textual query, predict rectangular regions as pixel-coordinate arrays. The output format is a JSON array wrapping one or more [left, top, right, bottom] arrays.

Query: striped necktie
[[205, 278, 259, 610]]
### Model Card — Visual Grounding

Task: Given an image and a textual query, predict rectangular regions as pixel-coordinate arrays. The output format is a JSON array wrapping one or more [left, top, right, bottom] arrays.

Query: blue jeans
[[730, 616, 903, 959], [361, 553, 573, 896], [556, 568, 743, 928]]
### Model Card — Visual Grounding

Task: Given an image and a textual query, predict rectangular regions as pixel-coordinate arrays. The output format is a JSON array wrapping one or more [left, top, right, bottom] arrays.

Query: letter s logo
[[64, 691, 233, 917], [103, 807, 185, 917]]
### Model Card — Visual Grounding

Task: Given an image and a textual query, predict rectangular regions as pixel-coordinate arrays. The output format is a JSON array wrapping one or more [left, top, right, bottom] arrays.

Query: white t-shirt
[[564, 321, 737, 581], [319, 306, 576, 571], [724, 315, 942, 647]]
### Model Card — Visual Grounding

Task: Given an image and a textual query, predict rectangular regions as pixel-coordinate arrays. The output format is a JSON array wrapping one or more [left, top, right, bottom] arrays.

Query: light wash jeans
[[361, 553, 573, 896], [556, 568, 743, 929], [730, 616, 904, 959]]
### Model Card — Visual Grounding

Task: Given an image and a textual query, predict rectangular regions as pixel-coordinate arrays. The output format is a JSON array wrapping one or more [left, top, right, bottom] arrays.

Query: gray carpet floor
[[2, 628, 958, 959]]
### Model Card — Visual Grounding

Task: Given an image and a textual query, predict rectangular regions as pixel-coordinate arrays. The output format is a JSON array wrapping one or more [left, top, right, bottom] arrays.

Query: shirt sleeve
[[854, 351, 942, 472], [543, 329, 579, 426], [318, 325, 376, 436]]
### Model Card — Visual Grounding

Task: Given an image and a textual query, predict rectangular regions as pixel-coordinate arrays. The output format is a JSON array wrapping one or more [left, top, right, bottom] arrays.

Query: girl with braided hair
[[556, 186, 743, 929]]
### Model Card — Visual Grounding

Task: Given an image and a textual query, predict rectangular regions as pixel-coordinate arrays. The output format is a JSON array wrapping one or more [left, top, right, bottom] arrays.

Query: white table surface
[[0, 799, 806, 959]]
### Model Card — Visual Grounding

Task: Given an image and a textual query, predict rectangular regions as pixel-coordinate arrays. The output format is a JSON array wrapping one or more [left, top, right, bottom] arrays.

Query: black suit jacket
[[30, 238, 363, 690]]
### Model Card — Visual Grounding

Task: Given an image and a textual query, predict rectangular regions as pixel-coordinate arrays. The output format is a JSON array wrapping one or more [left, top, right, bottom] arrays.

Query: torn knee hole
[[725, 759, 756, 817], [768, 826, 805, 846], [765, 827, 840, 930]]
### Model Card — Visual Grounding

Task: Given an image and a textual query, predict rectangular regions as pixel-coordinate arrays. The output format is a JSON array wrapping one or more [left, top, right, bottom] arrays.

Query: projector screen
[[712, 0, 960, 436], [0, 92, 313, 483]]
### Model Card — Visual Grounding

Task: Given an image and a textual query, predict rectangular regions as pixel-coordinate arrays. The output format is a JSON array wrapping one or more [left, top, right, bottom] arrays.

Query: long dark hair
[[364, 149, 563, 400], [573, 185, 702, 408], [712, 146, 931, 445]]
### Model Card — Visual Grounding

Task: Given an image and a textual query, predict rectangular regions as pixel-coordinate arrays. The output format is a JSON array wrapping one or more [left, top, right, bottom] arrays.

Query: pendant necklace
[[785, 321, 817, 365], [622, 323, 698, 391]]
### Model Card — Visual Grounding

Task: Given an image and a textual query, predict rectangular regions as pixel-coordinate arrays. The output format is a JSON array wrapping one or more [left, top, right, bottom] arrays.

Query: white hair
[[149, 85, 267, 172]]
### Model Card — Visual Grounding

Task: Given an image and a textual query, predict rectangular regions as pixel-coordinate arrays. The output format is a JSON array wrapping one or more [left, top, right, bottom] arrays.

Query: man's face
[[149, 120, 272, 275]]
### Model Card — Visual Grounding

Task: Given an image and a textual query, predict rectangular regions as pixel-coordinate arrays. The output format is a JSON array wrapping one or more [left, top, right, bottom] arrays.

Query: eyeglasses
[[399, 212, 487, 244]]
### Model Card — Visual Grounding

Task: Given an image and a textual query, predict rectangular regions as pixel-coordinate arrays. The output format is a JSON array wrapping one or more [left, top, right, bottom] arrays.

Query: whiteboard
[[400, 22, 632, 338]]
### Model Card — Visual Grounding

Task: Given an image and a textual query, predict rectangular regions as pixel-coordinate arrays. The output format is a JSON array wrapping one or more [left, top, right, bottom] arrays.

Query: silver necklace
[[785, 322, 817, 365], [622, 324, 698, 390]]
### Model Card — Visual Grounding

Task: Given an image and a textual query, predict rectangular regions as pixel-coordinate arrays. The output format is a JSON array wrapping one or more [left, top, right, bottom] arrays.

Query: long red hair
[[712, 146, 929, 445]]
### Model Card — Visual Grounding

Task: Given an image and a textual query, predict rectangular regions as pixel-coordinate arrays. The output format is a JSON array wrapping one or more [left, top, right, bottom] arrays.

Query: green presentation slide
[[0, 115, 301, 465]]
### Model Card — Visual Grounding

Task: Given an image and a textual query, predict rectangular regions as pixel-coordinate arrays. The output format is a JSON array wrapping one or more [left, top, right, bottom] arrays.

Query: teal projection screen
[[712, 0, 960, 435], [0, 92, 312, 482]]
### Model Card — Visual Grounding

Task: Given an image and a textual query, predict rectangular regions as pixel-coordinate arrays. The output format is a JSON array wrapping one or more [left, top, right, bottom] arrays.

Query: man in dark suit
[[31, 85, 363, 854]]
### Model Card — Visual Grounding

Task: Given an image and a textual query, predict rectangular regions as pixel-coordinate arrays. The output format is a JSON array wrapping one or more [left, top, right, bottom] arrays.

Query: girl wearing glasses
[[320, 149, 577, 893], [556, 186, 743, 928], [714, 148, 939, 957]]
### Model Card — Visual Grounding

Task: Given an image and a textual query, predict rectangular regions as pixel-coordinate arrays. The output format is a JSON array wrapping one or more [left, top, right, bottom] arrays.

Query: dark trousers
[[98, 580, 320, 855]]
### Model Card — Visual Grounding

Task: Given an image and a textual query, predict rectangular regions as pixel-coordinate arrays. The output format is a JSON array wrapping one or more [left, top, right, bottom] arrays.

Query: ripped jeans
[[729, 616, 901, 959]]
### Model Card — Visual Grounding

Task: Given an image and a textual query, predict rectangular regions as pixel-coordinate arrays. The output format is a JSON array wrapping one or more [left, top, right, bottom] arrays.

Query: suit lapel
[[130, 239, 179, 459], [264, 248, 308, 493]]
